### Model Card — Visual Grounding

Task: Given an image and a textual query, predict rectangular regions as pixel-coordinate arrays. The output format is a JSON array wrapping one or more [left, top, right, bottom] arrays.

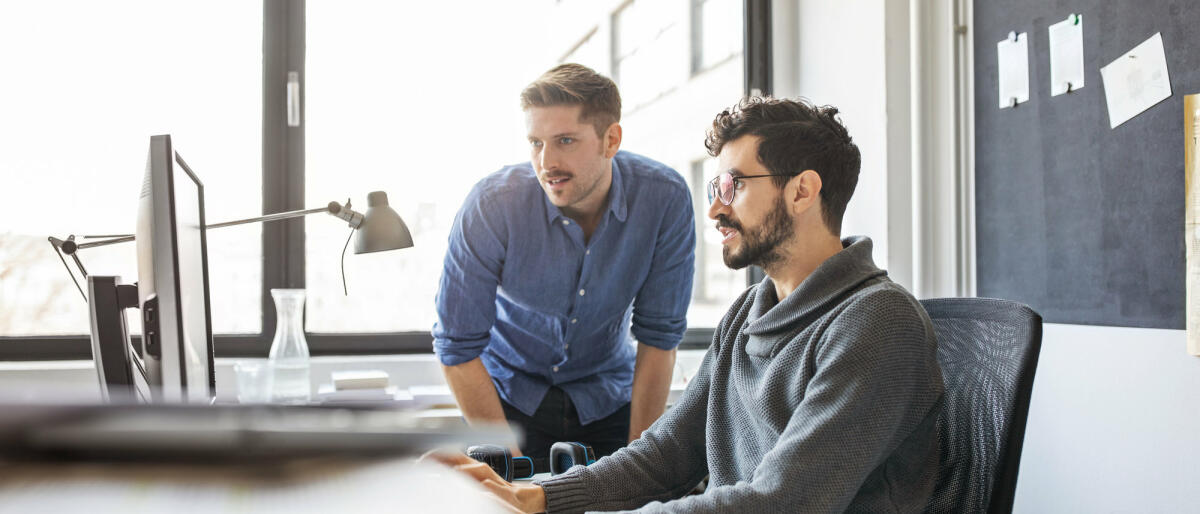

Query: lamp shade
[[354, 191, 414, 254]]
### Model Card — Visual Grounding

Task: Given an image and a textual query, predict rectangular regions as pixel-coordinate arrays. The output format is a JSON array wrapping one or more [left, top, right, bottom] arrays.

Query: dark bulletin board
[[974, 0, 1200, 329]]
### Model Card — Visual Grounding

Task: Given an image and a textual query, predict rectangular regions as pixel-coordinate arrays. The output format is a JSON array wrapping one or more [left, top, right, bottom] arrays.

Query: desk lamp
[[48, 190, 413, 300]]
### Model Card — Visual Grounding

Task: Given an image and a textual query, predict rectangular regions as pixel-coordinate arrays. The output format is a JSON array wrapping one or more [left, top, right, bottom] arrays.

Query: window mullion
[[744, 0, 770, 286], [258, 0, 306, 357]]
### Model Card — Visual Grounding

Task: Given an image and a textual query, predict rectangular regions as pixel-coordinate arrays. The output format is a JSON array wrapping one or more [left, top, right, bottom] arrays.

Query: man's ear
[[789, 169, 823, 215], [603, 123, 622, 158]]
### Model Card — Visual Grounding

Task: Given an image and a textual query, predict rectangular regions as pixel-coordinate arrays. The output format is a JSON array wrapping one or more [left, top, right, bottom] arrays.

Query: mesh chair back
[[920, 298, 1042, 514]]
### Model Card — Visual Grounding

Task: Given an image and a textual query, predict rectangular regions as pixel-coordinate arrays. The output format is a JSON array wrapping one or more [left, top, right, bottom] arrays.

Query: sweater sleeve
[[536, 347, 714, 513], [534, 285, 764, 514], [608, 289, 943, 513]]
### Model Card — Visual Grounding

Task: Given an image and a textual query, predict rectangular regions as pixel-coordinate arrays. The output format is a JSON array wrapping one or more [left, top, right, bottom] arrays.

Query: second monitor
[[91, 134, 216, 404], [136, 134, 215, 403]]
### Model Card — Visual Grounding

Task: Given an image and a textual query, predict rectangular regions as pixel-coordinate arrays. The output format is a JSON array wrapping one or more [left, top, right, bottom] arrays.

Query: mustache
[[716, 215, 741, 232]]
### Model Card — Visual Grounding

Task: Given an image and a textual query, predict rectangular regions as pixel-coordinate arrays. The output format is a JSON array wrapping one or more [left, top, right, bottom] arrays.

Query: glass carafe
[[268, 288, 311, 403]]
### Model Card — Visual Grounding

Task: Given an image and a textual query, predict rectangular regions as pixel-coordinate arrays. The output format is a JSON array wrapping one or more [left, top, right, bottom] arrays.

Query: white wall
[[1014, 325, 1200, 513]]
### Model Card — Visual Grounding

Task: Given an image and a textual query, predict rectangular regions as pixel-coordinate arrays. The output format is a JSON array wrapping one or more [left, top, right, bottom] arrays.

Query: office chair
[[920, 298, 1043, 514]]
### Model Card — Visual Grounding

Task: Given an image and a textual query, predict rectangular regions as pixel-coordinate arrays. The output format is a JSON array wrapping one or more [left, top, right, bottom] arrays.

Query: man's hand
[[420, 450, 547, 514]]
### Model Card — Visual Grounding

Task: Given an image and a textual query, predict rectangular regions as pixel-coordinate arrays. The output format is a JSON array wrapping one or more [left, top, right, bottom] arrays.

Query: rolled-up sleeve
[[630, 184, 695, 350], [432, 188, 507, 366]]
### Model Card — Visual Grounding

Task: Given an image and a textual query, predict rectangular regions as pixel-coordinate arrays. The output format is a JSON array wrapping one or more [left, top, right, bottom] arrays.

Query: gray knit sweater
[[537, 236, 944, 513]]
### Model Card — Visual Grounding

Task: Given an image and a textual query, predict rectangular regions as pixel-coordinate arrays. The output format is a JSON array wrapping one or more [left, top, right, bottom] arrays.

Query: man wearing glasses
[[427, 96, 944, 513], [432, 64, 695, 473]]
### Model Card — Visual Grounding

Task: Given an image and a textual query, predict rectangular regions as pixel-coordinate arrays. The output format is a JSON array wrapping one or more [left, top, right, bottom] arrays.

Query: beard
[[719, 194, 794, 270]]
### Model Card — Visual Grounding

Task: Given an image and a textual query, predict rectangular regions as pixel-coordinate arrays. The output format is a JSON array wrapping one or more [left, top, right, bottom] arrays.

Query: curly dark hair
[[705, 96, 861, 234], [520, 63, 621, 138]]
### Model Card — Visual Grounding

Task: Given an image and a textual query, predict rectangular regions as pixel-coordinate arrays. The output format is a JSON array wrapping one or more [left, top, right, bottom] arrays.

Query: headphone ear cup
[[549, 442, 574, 475], [549, 442, 597, 475]]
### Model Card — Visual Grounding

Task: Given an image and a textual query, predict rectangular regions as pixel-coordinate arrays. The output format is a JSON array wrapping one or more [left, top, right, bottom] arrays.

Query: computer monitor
[[133, 134, 215, 403]]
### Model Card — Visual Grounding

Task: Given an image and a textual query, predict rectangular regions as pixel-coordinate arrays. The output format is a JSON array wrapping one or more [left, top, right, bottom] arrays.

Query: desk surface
[[0, 459, 510, 513], [0, 403, 523, 513]]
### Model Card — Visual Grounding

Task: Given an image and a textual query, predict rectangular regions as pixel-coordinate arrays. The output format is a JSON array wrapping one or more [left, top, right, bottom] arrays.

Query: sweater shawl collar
[[743, 236, 886, 345]]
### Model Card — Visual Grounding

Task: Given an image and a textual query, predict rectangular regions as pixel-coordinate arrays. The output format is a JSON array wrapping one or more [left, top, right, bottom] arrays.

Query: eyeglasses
[[706, 171, 799, 205]]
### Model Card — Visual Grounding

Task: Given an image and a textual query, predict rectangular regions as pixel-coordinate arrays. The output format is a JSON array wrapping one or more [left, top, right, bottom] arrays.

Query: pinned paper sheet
[[1100, 32, 1172, 129], [1185, 94, 1200, 356], [1049, 14, 1084, 96], [997, 31, 1030, 109]]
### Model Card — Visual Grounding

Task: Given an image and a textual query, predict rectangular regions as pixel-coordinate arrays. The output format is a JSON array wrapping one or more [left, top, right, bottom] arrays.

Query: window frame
[[743, 0, 770, 287], [0, 0, 770, 360]]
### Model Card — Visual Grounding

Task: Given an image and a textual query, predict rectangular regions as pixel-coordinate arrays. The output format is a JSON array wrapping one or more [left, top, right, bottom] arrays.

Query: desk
[[0, 403, 518, 513], [0, 459, 510, 513]]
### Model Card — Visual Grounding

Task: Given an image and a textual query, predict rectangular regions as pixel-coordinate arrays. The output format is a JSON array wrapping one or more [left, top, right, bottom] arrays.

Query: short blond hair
[[520, 63, 621, 137]]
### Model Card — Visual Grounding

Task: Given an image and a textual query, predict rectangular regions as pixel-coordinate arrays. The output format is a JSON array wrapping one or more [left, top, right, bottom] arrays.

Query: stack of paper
[[315, 385, 414, 403], [317, 370, 409, 403], [331, 370, 390, 390]]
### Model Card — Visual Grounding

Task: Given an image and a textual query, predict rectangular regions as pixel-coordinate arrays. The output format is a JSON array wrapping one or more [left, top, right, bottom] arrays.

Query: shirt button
[[578, 289, 586, 296], [562, 220, 570, 225], [586, 249, 590, 255], [571, 318, 578, 324], [565, 344, 570, 350], [553, 366, 560, 372]]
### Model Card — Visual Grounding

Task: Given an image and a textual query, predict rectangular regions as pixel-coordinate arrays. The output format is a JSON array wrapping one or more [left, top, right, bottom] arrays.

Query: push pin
[[1008, 31, 1018, 42], [1009, 97, 1019, 108]]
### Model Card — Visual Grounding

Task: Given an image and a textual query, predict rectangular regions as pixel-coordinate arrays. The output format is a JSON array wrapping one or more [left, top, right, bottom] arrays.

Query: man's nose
[[537, 145, 558, 172], [707, 194, 728, 220]]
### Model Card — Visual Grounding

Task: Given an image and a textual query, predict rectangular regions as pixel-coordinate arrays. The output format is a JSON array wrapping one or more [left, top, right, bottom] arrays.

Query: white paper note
[[1049, 14, 1084, 96], [1186, 96, 1200, 356], [1100, 32, 1172, 129], [997, 32, 1030, 109]]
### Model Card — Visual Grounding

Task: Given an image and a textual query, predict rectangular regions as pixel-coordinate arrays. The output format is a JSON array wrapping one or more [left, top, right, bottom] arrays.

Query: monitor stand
[[87, 276, 150, 403]]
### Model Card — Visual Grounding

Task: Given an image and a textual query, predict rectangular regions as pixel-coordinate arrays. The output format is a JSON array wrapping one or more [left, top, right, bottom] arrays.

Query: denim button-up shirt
[[432, 150, 695, 425]]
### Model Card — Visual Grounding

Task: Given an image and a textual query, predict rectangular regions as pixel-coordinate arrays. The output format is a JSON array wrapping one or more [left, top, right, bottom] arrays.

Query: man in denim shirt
[[432, 64, 695, 471]]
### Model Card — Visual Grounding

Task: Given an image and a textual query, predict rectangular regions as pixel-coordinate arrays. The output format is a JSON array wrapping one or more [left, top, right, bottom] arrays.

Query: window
[[562, 28, 608, 76], [693, 0, 743, 74], [0, 1, 262, 339], [304, 2, 745, 340], [612, 0, 690, 111], [1, 1, 753, 358], [304, 2, 555, 333], [608, 2, 747, 331]]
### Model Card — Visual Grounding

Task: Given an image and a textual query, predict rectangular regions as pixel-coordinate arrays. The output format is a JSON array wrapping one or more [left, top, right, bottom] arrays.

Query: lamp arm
[[207, 205, 333, 230], [72, 234, 135, 251], [48, 200, 366, 303], [48, 237, 88, 301], [55, 201, 363, 254]]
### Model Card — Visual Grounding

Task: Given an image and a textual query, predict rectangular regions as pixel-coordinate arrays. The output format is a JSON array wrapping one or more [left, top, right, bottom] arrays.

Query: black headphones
[[466, 444, 534, 482], [549, 441, 596, 475]]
